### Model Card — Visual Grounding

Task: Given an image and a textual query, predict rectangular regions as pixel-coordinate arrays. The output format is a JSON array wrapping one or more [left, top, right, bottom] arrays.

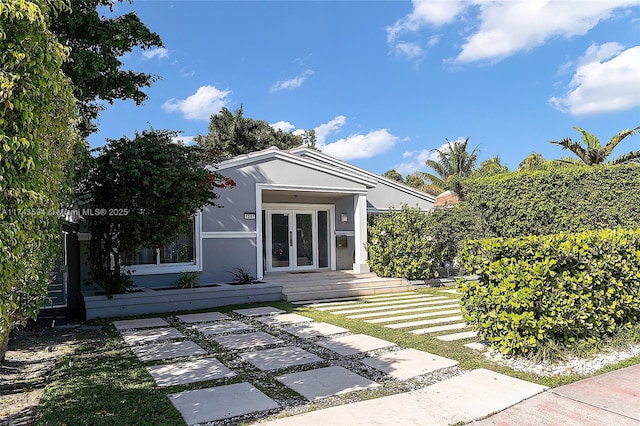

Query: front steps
[[265, 271, 413, 302]]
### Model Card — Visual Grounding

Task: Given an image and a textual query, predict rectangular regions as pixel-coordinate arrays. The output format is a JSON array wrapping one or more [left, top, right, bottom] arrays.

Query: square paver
[[120, 327, 184, 346], [177, 312, 230, 323], [113, 317, 168, 331], [233, 306, 285, 317], [276, 366, 380, 401], [437, 330, 478, 341], [241, 346, 323, 371], [255, 313, 313, 327], [361, 348, 459, 380], [130, 340, 207, 362], [315, 334, 396, 356], [282, 322, 349, 339], [169, 382, 279, 425], [213, 331, 283, 350], [193, 320, 253, 336], [464, 342, 487, 351], [147, 357, 235, 387]]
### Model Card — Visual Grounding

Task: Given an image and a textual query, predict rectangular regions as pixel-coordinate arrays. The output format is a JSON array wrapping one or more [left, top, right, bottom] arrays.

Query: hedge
[[461, 164, 640, 238], [458, 228, 640, 356]]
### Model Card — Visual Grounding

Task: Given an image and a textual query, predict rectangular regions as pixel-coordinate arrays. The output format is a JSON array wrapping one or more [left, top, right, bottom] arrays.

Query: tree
[[518, 152, 549, 171], [195, 106, 305, 158], [382, 169, 404, 183], [473, 155, 509, 178], [1, 0, 81, 361], [50, 0, 163, 137], [421, 137, 479, 193], [549, 126, 640, 165], [84, 130, 235, 294]]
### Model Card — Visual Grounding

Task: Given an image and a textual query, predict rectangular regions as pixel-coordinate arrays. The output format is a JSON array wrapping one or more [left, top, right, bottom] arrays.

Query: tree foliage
[[549, 126, 640, 165], [0, 0, 81, 361], [421, 137, 479, 194], [84, 130, 235, 293], [195, 105, 306, 158], [50, 0, 163, 137], [472, 155, 509, 178]]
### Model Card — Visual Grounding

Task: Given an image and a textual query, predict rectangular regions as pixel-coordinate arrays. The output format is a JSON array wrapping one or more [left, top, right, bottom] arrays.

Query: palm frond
[[611, 149, 640, 165], [605, 126, 640, 156], [549, 137, 590, 164]]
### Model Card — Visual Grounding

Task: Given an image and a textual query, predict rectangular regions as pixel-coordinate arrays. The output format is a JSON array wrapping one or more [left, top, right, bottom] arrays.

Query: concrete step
[[280, 277, 406, 293], [291, 292, 417, 305], [283, 284, 413, 302], [269, 271, 378, 284]]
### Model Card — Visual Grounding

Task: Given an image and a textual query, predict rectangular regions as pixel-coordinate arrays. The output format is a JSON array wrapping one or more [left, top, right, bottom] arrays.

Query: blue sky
[[88, 0, 640, 176]]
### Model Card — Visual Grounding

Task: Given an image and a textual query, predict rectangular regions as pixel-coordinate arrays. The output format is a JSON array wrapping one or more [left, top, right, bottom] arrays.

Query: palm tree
[[549, 126, 640, 165], [421, 137, 479, 193]]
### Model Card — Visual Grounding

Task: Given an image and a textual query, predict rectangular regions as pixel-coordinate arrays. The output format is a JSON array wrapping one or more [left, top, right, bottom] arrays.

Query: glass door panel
[[317, 210, 329, 268], [295, 213, 314, 267], [271, 213, 290, 268]]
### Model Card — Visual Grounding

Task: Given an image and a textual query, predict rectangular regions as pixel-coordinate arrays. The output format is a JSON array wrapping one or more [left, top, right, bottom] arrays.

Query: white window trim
[[124, 212, 203, 276]]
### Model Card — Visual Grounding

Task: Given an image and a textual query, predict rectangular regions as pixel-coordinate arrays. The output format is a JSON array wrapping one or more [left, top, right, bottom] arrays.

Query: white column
[[352, 193, 370, 273]]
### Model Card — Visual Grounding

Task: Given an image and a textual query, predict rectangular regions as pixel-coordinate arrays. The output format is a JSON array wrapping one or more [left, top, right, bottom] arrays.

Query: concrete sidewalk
[[476, 363, 640, 425]]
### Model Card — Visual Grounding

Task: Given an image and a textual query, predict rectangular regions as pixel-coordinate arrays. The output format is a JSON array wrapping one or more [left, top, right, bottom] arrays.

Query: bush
[[175, 272, 200, 289], [368, 206, 441, 280], [229, 267, 256, 284], [461, 164, 640, 238], [458, 228, 640, 356]]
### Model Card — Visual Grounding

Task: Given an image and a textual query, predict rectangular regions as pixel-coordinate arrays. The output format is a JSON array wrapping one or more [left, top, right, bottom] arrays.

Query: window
[[124, 214, 202, 275]]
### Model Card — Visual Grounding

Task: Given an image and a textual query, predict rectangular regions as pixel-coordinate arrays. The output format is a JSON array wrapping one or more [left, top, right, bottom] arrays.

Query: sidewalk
[[475, 362, 640, 425]]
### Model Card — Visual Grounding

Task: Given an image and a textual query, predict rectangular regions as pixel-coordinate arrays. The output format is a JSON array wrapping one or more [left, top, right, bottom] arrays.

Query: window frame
[[124, 212, 203, 276]]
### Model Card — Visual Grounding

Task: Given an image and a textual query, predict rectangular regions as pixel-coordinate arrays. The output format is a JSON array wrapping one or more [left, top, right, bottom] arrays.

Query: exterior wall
[[201, 237, 258, 284], [367, 180, 434, 212]]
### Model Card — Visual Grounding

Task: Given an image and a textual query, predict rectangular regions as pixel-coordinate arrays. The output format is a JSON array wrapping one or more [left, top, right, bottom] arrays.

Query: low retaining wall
[[81, 282, 283, 320]]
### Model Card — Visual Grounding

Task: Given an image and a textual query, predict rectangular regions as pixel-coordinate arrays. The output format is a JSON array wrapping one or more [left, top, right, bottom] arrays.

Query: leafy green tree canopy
[[195, 105, 307, 158], [382, 169, 403, 183], [549, 126, 640, 165], [51, 0, 163, 137], [84, 130, 235, 293], [421, 137, 479, 194], [1, 0, 81, 361]]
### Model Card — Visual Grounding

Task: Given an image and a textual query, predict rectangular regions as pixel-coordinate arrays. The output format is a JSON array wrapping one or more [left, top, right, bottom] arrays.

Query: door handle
[[289, 231, 293, 247]]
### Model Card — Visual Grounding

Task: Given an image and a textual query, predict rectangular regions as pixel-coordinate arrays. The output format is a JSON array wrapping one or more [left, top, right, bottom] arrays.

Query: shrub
[[229, 267, 256, 284], [368, 206, 441, 280], [458, 228, 640, 356], [461, 163, 640, 238], [175, 272, 200, 289]]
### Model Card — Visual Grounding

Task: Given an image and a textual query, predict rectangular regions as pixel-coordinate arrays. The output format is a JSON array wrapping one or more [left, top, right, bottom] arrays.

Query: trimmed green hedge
[[461, 164, 640, 238], [368, 206, 441, 280], [458, 228, 640, 356]]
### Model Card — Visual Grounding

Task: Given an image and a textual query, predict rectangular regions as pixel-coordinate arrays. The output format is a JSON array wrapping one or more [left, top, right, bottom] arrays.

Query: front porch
[[264, 270, 412, 302]]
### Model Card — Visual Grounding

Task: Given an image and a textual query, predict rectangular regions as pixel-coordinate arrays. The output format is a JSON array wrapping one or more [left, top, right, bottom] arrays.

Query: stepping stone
[[329, 299, 450, 315], [464, 342, 487, 351], [233, 306, 285, 317], [440, 289, 460, 294], [255, 313, 313, 327], [131, 340, 207, 362], [361, 348, 459, 380], [365, 308, 462, 324], [347, 303, 460, 319], [276, 366, 380, 401], [300, 292, 418, 306], [213, 331, 283, 350], [316, 334, 396, 356], [410, 322, 468, 335], [147, 357, 235, 387], [120, 327, 184, 346], [177, 312, 230, 323], [169, 382, 279, 425], [241, 346, 323, 371], [193, 320, 253, 336], [281, 322, 349, 339], [385, 315, 463, 329], [437, 330, 478, 341], [112, 317, 168, 331]]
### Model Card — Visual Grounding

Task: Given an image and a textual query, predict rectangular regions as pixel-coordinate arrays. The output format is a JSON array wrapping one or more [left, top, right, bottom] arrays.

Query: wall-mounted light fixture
[[340, 213, 348, 223]]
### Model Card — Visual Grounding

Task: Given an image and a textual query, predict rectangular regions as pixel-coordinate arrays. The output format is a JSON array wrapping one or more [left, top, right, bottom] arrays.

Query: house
[[75, 146, 435, 289], [434, 190, 459, 208]]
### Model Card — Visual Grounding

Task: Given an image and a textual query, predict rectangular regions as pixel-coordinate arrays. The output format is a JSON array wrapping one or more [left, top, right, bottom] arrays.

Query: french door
[[267, 209, 323, 271]]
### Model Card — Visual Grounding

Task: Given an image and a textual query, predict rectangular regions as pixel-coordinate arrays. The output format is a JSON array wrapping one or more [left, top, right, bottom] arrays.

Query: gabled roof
[[213, 146, 378, 188], [289, 147, 436, 203]]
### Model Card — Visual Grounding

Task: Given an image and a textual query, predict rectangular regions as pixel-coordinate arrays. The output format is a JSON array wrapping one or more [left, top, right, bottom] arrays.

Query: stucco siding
[[201, 238, 258, 284], [368, 181, 434, 212]]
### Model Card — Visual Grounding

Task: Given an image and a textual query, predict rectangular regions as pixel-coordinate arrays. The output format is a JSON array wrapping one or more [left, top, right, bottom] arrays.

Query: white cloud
[[270, 69, 315, 93], [550, 44, 640, 116], [395, 142, 452, 175], [393, 42, 424, 59], [314, 116, 347, 146], [171, 135, 195, 145], [387, 0, 640, 64], [162, 85, 232, 121], [142, 47, 169, 60], [270, 121, 295, 132], [322, 129, 398, 161]]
